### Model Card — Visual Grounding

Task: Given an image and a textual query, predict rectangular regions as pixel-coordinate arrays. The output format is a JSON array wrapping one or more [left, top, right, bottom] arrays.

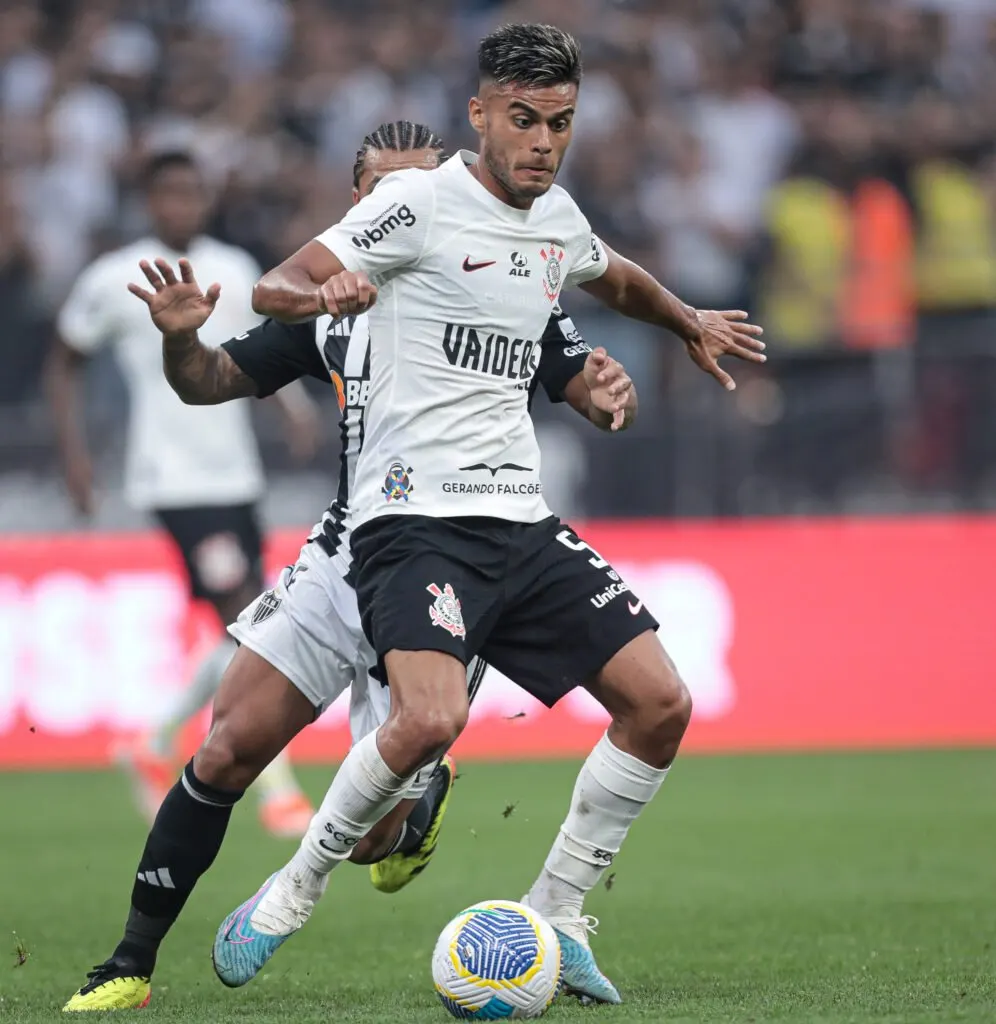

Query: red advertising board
[[0, 517, 992, 767]]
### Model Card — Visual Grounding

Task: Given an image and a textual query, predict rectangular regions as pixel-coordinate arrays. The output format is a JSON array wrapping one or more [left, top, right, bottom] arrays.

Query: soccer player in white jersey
[[47, 151, 319, 838], [62, 123, 637, 1013], [211, 24, 766, 1005]]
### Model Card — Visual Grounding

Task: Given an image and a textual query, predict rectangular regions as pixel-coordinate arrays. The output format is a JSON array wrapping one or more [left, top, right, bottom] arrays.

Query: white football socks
[[528, 732, 669, 923], [148, 637, 236, 757], [252, 731, 414, 934]]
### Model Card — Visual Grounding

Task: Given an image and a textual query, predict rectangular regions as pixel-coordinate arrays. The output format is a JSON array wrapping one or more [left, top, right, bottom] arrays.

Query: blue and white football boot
[[213, 869, 326, 987], [520, 895, 622, 1005]]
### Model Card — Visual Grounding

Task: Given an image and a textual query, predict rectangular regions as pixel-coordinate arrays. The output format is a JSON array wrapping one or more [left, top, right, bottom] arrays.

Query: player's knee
[[194, 720, 267, 791], [381, 652, 469, 772], [389, 702, 466, 772], [662, 674, 693, 734], [408, 704, 467, 763], [633, 671, 692, 764], [607, 660, 692, 770]]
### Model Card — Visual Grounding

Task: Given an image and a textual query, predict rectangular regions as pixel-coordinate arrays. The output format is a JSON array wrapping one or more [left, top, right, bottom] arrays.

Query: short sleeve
[[222, 319, 327, 398], [563, 206, 608, 290], [56, 257, 119, 354], [313, 170, 434, 277], [534, 305, 592, 403]]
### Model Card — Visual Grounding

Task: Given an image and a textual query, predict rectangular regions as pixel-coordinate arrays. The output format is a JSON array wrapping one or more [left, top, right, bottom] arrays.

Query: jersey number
[[555, 529, 608, 568]]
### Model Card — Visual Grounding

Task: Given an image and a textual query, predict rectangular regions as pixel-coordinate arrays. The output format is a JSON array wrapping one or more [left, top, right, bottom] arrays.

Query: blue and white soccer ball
[[431, 899, 562, 1019]]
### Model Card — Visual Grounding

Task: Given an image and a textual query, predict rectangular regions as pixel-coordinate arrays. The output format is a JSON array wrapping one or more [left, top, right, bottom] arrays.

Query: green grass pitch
[[1, 750, 994, 1022]]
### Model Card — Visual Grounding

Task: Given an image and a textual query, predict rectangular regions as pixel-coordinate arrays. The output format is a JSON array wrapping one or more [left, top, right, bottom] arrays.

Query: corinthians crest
[[539, 242, 565, 301], [426, 582, 465, 639]]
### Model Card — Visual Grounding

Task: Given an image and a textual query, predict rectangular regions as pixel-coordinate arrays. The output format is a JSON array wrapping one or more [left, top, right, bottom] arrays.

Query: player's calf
[[369, 756, 456, 894], [347, 798, 418, 864]]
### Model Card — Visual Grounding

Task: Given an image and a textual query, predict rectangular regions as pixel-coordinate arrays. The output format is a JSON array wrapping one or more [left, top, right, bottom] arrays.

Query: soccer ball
[[431, 899, 561, 1019]]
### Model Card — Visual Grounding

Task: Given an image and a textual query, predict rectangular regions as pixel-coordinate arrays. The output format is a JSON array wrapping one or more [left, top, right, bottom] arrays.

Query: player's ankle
[[111, 938, 157, 978], [252, 863, 327, 936], [527, 867, 585, 921], [286, 846, 332, 889]]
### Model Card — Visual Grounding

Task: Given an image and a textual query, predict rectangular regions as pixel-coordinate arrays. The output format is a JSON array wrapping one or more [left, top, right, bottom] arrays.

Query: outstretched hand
[[685, 310, 765, 391], [128, 258, 221, 334]]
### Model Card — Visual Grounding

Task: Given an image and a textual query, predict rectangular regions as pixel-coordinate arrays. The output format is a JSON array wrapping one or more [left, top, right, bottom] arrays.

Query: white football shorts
[[229, 538, 484, 798]]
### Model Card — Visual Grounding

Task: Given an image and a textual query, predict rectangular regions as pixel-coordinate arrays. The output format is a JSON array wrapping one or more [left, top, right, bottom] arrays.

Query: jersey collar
[[453, 150, 533, 223]]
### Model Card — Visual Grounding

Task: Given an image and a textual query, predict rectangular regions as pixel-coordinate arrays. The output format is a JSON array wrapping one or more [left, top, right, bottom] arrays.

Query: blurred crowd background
[[2, 0, 996, 526]]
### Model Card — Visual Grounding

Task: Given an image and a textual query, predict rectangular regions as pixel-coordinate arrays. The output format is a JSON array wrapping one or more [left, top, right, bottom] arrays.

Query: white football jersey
[[314, 150, 607, 528], [57, 236, 265, 510]]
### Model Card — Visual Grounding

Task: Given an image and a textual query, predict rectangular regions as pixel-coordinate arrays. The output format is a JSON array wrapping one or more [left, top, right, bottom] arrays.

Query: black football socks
[[113, 760, 244, 975]]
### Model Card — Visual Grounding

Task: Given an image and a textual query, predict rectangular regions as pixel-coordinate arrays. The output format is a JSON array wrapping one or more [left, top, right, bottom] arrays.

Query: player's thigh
[[229, 542, 363, 717], [195, 645, 315, 789], [485, 519, 660, 707], [350, 515, 505, 668], [154, 503, 264, 616]]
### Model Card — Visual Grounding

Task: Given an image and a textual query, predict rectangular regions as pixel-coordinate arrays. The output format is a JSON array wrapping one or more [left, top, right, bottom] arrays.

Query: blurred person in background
[[639, 127, 753, 313], [0, 172, 43, 403], [904, 90, 996, 502], [45, 149, 321, 838]]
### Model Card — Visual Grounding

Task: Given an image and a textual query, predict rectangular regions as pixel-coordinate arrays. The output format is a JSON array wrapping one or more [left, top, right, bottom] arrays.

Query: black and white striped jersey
[[222, 305, 592, 574]]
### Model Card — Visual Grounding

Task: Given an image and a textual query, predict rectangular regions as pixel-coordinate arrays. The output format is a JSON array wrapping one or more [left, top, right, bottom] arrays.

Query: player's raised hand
[[318, 270, 377, 316], [583, 347, 633, 432], [685, 310, 765, 391], [128, 258, 221, 335]]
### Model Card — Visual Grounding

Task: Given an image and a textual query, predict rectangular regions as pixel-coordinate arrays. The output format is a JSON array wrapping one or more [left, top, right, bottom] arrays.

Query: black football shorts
[[350, 514, 658, 706], [154, 503, 263, 601]]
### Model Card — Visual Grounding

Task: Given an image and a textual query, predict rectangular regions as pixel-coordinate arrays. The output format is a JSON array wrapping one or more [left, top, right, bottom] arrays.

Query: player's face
[[352, 147, 442, 203], [470, 82, 577, 203], [147, 165, 209, 247]]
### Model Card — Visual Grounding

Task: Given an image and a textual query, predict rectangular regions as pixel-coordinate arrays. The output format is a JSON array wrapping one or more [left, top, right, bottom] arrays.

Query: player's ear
[[351, 187, 360, 205], [468, 96, 485, 135]]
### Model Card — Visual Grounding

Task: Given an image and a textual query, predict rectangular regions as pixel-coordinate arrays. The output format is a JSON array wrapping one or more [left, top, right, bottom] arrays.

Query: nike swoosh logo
[[627, 599, 643, 615], [462, 257, 496, 272]]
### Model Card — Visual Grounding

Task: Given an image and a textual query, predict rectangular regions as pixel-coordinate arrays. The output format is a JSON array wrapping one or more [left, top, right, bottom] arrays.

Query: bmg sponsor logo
[[352, 203, 417, 249]]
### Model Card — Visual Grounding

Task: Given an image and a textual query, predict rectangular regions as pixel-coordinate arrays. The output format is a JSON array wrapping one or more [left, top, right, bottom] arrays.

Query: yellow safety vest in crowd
[[913, 160, 996, 311], [760, 177, 850, 348]]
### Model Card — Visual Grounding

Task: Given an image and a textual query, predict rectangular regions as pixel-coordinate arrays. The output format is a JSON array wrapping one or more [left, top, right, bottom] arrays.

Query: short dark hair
[[478, 23, 582, 89], [143, 150, 200, 190], [352, 121, 446, 189]]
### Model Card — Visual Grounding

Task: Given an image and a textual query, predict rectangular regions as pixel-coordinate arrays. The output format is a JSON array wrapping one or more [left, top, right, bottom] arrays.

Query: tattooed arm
[[163, 328, 259, 404], [130, 257, 327, 414]]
